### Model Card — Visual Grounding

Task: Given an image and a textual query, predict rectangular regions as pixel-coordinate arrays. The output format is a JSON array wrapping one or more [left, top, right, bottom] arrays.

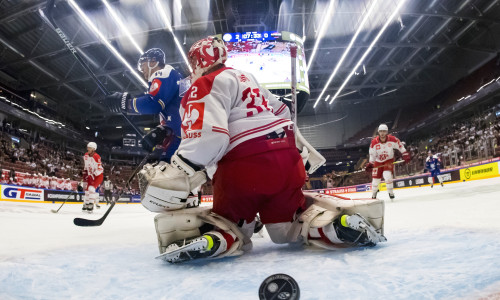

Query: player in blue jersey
[[104, 48, 185, 162], [426, 150, 444, 187]]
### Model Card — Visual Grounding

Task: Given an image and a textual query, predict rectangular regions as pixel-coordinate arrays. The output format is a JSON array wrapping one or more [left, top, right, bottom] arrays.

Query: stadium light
[[377, 88, 397, 96], [324, 95, 330, 102], [313, 0, 380, 108], [154, 0, 192, 72], [330, 0, 407, 104], [68, 0, 148, 88], [116, 126, 122, 128], [0, 95, 66, 126], [338, 90, 357, 98], [307, 0, 337, 73], [101, 0, 143, 54]]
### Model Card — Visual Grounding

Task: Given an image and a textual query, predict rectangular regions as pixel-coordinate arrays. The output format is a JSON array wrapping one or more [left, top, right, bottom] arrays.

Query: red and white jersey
[[57, 178, 65, 190], [369, 135, 407, 163], [178, 66, 292, 171], [50, 179, 57, 190], [64, 181, 73, 191], [83, 152, 103, 177], [41, 177, 50, 189]]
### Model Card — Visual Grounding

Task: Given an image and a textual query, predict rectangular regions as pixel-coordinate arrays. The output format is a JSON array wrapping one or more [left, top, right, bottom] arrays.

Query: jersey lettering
[[190, 86, 198, 99], [241, 87, 271, 117]]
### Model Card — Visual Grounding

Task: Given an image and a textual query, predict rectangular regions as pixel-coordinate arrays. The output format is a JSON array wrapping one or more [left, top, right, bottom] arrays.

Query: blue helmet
[[137, 48, 165, 71]]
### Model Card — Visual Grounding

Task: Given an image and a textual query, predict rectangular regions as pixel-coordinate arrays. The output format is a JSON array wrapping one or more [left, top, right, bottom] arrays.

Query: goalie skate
[[155, 234, 220, 263], [344, 214, 387, 244]]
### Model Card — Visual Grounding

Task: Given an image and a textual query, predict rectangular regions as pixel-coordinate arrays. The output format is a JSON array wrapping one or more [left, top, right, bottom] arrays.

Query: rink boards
[[2, 158, 499, 203]]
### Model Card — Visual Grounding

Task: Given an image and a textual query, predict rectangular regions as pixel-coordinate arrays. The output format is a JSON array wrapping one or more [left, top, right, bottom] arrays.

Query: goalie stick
[[39, 0, 151, 147]]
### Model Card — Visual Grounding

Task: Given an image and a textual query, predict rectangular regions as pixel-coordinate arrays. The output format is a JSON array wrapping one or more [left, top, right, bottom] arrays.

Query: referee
[[103, 176, 114, 205]]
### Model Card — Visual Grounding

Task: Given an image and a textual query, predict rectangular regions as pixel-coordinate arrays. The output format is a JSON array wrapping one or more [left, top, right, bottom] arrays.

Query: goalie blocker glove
[[103, 92, 132, 114]]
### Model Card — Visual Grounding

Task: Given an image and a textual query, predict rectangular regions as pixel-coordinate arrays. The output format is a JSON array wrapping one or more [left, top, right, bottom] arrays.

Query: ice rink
[[1, 177, 500, 300]]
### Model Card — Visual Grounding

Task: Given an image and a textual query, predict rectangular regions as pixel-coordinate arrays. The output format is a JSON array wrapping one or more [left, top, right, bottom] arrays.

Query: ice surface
[[1, 177, 500, 300]]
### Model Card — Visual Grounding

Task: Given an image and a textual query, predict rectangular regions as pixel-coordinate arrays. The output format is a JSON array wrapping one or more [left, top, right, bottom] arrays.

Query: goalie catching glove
[[140, 152, 207, 212]]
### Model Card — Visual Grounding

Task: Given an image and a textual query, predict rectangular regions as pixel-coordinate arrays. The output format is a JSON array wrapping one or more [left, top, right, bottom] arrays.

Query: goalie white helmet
[[188, 36, 227, 82], [378, 124, 388, 132], [87, 142, 97, 150]]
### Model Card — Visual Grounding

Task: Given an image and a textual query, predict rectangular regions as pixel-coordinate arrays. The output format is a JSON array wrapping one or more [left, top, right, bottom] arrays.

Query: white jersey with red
[[177, 66, 292, 176], [56, 178, 64, 190], [369, 135, 407, 165], [83, 152, 103, 178], [50, 179, 57, 190], [65, 181, 73, 191], [43, 178, 50, 189]]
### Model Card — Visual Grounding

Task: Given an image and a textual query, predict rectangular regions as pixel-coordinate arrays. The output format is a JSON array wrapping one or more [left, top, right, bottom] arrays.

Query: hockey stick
[[72, 153, 153, 226], [39, 0, 149, 143], [50, 191, 76, 213], [336, 160, 406, 177], [290, 45, 298, 140]]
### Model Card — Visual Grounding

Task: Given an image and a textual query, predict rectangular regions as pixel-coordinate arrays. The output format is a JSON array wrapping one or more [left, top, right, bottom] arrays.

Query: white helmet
[[188, 36, 227, 82], [87, 142, 97, 150], [378, 124, 389, 132]]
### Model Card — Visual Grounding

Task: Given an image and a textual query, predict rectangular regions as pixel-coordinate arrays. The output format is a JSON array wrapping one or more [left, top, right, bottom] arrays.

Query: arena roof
[[0, 0, 499, 136]]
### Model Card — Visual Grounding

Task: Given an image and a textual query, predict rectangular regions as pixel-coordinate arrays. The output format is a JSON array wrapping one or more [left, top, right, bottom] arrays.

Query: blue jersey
[[426, 156, 441, 173], [130, 66, 183, 160]]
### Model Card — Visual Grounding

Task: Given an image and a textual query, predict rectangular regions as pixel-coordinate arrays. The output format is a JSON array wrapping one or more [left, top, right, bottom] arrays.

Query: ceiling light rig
[[154, 0, 192, 72], [307, 0, 337, 73], [313, 0, 381, 108], [101, 0, 144, 54], [330, 0, 407, 105], [67, 0, 148, 88]]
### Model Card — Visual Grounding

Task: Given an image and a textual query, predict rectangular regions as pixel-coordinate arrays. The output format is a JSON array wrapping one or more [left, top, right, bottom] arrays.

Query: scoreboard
[[222, 31, 281, 43]]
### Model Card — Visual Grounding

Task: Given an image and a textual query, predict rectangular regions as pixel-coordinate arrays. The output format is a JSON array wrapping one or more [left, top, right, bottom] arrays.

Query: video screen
[[223, 31, 309, 93]]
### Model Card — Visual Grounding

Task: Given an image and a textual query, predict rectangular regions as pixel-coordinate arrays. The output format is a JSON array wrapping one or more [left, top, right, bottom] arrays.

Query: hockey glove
[[142, 125, 174, 152], [103, 92, 131, 114], [365, 162, 374, 173], [402, 152, 411, 164], [141, 152, 207, 212]]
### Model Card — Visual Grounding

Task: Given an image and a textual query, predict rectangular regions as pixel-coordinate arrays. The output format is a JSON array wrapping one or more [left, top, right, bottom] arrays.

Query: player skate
[[157, 232, 227, 263], [340, 214, 387, 245]]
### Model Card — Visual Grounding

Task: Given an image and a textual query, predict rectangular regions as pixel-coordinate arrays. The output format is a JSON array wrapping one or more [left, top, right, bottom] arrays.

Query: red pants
[[212, 131, 306, 224], [372, 159, 394, 179], [86, 174, 103, 191]]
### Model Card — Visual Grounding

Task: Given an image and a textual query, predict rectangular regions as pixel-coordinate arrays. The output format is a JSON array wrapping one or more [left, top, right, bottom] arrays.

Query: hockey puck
[[259, 273, 300, 300]]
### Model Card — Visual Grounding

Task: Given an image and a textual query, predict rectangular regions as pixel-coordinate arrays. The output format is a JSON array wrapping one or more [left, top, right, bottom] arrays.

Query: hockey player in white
[[137, 36, 387, 263], [365, 124, 411, 200], [82, 142, 103, 212]]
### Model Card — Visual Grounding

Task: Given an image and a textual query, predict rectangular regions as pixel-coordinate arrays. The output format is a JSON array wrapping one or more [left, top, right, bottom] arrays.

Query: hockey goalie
[[138, 36, 386, 263]]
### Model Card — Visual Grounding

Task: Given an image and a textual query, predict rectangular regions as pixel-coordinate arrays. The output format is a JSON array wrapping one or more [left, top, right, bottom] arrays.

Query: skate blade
[[155, 239, 207, 262]]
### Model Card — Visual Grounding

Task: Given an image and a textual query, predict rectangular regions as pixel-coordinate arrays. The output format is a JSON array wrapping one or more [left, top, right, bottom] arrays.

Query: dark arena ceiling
[[0, 0, 499, 138]]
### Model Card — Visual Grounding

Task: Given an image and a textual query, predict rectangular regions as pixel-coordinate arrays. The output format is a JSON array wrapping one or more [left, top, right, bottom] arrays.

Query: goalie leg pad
[[154, 207, 252, 260], [296, 192, 386, 249]]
